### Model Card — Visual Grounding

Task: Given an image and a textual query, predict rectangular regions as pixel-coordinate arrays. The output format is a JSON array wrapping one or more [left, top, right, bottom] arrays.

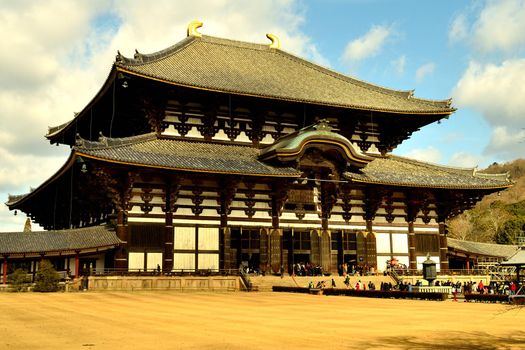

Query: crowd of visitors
[[337, 263, 375, 276], [292, 262, 324, 276]]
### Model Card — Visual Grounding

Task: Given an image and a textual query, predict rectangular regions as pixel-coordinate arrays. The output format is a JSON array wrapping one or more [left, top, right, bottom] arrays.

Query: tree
[[7, 269, 31, 292], [33, 260, 60, 292], [495, 217, 525, 245]]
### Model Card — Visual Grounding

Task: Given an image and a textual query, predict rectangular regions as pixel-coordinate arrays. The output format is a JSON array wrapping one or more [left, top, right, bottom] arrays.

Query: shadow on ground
[[355, 331, 525, 350]]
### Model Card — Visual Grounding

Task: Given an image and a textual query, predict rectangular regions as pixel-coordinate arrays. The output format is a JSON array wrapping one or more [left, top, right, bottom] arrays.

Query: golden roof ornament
[[187, 20, 203, 38], [266, 33, 280, 49]]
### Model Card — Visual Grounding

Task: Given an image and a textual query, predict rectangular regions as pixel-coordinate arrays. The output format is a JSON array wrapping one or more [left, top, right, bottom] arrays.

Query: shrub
[[33, 260, 60, 292], [8, 269, 31, 292]]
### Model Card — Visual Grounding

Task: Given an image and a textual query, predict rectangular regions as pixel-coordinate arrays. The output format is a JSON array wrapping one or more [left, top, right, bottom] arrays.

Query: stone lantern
[[422, 254, 437, 286]]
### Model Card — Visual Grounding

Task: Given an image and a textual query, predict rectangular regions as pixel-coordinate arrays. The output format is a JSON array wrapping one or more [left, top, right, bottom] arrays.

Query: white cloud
[[472, 0, 525, 53], [453, 59, 525, 129], [401, 146, 442, 164], [448, 152, 484, 168], [341, 24, 393, 66], [485, 126, 525, 159], [415, 62, 435, 82], [391, 55, 406, 75], [449, 14, 468, 44]]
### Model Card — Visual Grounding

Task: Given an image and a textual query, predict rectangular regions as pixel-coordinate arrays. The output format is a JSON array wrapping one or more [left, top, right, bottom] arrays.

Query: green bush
[[8, 269, 31, 292], [33, 260, 60, 292]]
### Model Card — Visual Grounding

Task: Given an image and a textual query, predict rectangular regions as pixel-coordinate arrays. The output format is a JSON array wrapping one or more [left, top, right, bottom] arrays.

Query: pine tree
[[33, 260, 60, 292]]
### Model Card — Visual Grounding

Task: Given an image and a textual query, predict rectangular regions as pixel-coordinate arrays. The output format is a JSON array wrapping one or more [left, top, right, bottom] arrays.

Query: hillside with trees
[[447, 159, 525, 244]]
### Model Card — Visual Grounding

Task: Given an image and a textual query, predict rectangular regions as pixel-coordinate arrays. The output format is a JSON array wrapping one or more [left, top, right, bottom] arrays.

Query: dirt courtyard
[[0, 291, 524, 350]]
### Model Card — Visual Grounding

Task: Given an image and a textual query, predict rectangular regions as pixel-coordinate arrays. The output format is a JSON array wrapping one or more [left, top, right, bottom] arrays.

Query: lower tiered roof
[[0, 226, 121, 256]]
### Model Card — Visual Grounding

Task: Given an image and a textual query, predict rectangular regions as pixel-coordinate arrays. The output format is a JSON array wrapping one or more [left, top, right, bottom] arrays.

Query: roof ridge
[[116, 36, 196, 66], [75, 132, 157, 150], [389, 154, 476, 174], [273, 49, 453, 108], [448, 237, 518, 247]]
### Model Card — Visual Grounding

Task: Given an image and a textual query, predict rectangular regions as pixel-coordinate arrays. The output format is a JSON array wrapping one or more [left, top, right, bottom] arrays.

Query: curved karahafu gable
[[259, 119, 373, 168]]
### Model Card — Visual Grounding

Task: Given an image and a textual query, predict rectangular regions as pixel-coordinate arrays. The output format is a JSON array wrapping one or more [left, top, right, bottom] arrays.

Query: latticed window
[[343, 232, 357, 250], [293, 231, 311, 250], [241, 229, 260, 250]]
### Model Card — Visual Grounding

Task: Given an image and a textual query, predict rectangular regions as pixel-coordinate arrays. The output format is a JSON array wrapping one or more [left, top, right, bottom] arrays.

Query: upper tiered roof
[[47, 22, 455, 143], [116, 34, 453, 115]]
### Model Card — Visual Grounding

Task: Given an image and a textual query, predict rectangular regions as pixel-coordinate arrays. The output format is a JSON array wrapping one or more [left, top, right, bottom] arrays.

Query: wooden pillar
[[164, 211, 174, 273], [220, 201, 231, 271], [269, 228, 282, 275], [361, 220, 377, 271], [115, 209, 128, 270], [320, 229, 331, 273], [408, 221, 417, 270], [259, 228, 269, 275], [2, 256, 7, 285], [75, 251, 80, 278], [269, 186, 285, 275], [466, 255, 470, 273], [438, 222, 449, 272]]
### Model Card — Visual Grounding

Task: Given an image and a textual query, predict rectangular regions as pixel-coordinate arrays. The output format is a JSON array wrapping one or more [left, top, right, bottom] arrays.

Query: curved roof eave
[[347, 177, 512, 190], [46, 66, 118, 141], [75, 151, 302, 178], [117, 67, 456, 116], [7, 152, 78, 209]]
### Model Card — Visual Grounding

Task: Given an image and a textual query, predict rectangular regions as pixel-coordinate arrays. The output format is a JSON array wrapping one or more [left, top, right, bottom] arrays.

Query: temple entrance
[[241, 253, 260, 274], [343, 254, 358, 275]]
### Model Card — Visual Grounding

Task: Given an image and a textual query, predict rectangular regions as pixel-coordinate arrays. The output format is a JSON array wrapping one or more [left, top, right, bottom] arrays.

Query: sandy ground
[[0, 291, 524, 350]]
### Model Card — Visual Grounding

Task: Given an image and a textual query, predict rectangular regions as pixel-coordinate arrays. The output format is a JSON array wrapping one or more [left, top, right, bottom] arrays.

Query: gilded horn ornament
[[187, 20, 203, 38]]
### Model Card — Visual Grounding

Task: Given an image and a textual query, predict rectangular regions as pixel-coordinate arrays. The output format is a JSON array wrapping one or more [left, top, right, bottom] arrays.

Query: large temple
[[4, 22, 511, 279]]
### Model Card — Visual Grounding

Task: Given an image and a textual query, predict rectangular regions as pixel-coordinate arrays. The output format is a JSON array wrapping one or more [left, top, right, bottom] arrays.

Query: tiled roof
[[0, 226, 121, 255], [501, 247, 525, 265], [75, 134, 301, 177], [116, 35, 454, 115], [448, 238, 519, 258], [345, 155, 511, 189]]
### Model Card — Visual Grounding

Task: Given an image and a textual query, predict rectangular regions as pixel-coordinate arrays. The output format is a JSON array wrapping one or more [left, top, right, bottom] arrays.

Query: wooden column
[[218, 178, 236, 271], [438, 222, 449, 272], [259, 228, 269, 275], [408, 221, 417, 270], [74, 251, 80, 278], [164, 212, 174, 273], [269, 183, 287, 274], [2, 256, 7, 285], [365, 219, 373, 267], [115, 209, 128, 270]]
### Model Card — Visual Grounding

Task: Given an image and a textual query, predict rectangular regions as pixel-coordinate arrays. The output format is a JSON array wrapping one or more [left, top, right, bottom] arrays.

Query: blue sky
[[1, 0, 524, 231]]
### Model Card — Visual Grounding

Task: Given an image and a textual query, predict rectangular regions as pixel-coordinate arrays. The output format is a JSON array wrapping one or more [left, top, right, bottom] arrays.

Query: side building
[[5, 22, 511, 277]]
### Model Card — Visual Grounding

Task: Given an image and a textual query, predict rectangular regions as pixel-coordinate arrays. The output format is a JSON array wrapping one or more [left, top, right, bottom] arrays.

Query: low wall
[[84, 276, 241, 292]]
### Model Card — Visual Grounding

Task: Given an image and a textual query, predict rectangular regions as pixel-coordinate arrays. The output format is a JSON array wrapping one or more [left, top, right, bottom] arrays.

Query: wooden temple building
[[4, 22, 512, 279]]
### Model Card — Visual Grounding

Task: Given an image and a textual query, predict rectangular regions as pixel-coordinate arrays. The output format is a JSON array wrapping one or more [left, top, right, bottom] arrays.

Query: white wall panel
[[198, 254, 219, 271], [174, 227, 196, 249], [129, 252, 145, 270], [173, 253, 195, 270], [198, 227, 219, 250], [392, 233, 409, 254], [375, 233, 391, 254], [146, 253, 163, 271]]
